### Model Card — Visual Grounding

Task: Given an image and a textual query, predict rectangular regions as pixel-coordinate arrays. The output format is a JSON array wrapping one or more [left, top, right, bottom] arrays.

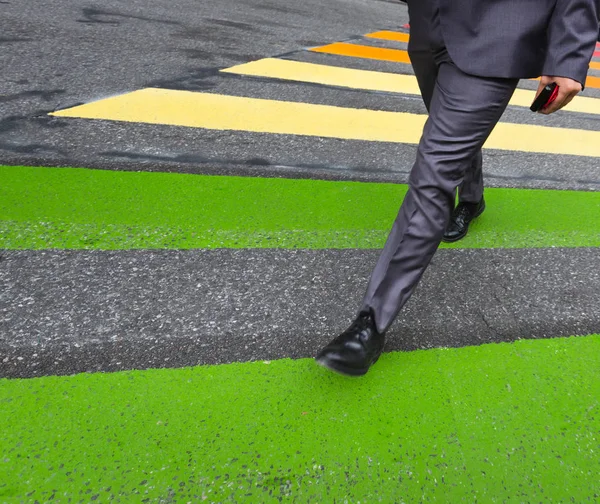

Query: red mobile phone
[[530, 82, 559, 112]]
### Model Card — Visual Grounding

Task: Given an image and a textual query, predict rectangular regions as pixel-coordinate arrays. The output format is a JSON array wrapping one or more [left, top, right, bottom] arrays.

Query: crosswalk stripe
[[223, 58, 420, 94], [364, 31, 410, 43], [222, 58, 600, 115], [51, 89, 600, 158], [311, 43, 600, 88], [4, 336, 600, 498], [3, 166, 600, 251], [311, 42, 411, 64], [586, 75, 600, 88]]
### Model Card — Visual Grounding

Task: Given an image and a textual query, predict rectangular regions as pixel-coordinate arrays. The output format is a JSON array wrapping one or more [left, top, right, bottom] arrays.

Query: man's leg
[[409, 41, 485, 237], [362, 62, 518, 333], [316, 5, 517, 377], [407, 0, 484, 209]]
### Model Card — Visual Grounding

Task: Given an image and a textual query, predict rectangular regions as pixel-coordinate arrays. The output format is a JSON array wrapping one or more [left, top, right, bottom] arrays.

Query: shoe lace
[[456, 204, 471, 218], [348, 313, 368, 330], [451, 204, 472, 227], [345, 312, 376, 344]]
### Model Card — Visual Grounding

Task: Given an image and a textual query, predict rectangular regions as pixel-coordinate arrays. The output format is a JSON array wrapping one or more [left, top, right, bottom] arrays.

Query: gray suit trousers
[[361, 55, 518, 333], [410, 49, 484, 205]]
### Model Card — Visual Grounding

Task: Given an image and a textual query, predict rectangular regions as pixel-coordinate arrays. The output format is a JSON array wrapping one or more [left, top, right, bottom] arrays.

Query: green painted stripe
[[1, 165, 599, 250], [1, 336, 599, 502]]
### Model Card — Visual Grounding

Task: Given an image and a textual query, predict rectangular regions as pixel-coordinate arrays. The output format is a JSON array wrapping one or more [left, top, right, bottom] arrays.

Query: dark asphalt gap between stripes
[[1, 140, 598, 192], [2, 105, 600, 191], [1, 248, 599, 378]]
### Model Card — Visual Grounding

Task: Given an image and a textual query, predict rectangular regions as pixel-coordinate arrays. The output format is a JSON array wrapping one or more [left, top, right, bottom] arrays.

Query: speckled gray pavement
[[1, 248, 599, 378], [1, 0, 599, 378]]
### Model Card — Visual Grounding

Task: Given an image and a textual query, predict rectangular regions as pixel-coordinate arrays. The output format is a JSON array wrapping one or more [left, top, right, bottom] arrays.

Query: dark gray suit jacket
[[408, 0, 600, 86]]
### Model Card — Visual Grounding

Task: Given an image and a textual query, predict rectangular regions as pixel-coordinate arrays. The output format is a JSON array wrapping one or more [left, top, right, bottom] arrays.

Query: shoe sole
[[441, 202, 486, 243], [314, 354, 380, 377]]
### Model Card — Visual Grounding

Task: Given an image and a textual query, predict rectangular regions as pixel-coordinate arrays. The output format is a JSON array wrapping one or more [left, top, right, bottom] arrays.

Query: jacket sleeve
[[542, 0, 600, 87]]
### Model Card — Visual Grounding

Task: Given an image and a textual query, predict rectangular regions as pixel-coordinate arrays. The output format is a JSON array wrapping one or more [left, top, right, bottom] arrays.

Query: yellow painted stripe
[[365, 31, 410, 43], [51, 89, 600, 158], [311, 42, 600, 89], [222, 58, 422, 94], [310, 42, 411, 64], [590, 61, 600, 71], [222, 58, 600, 115]]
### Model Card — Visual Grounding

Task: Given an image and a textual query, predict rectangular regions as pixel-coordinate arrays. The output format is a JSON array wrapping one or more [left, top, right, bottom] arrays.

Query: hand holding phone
[[530, 82, 559, 112]]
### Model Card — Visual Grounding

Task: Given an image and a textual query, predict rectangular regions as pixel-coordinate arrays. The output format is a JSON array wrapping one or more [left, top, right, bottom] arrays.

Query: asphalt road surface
[[2, 1, 600, 502]]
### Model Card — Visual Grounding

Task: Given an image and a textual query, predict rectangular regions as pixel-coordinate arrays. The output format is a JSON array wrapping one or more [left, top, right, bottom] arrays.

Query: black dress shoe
[[442, 197, 485, 243], [315, 311, 385, 377]]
